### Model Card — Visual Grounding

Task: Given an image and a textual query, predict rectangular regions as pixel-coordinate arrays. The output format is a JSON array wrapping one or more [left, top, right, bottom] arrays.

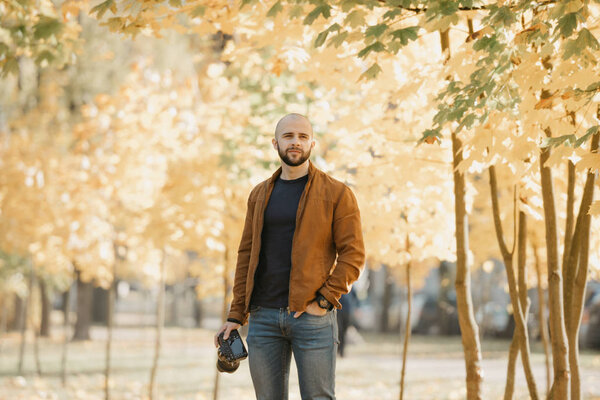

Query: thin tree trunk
[[566, 131, 599, 400], [441, 27, 483, 399], [39, 279, 51, 337], [562, 160, 576, 308], [31, 267, 42, 375], [539, 128, 570, 399], [516, 211, 532, 397], [504, 336, 519, 400], [73, 270, 93, 341], [0, 296, 7, 355], [105, 261, 117, 400], [214, 243, 231, 400], [380, 265, 393, 333], [451, 124, 483, 400], [533, 244, 552, 397], [149, 250, 166, 400], [489, 167, 539, 400], [61, 283, 71, 386], [18, 261, 34, 375], [32, 309, 42, 376], [400, 235, 412, 400]]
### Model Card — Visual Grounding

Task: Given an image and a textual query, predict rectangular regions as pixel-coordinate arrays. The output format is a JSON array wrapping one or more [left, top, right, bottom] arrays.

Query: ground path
[[1, 326, 599, 399]]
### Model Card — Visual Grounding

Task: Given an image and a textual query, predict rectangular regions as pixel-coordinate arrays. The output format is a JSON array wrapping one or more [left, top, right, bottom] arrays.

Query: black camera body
[[217, 329, 248, 373]]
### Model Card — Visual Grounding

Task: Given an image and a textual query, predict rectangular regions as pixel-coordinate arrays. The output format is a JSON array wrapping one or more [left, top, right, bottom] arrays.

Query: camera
[[216, 329, 248, 373]]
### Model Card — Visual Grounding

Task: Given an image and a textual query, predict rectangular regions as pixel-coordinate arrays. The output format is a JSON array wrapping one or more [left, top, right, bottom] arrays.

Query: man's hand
[[214, 321, 241, 348], [293, 301, 327, 318]]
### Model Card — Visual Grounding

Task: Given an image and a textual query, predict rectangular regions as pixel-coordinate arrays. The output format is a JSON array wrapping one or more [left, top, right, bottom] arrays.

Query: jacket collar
[[268, 159, 316, 186]]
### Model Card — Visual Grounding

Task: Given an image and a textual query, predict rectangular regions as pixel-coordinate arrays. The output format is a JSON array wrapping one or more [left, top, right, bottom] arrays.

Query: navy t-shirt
[[250, 173, 308, 308]]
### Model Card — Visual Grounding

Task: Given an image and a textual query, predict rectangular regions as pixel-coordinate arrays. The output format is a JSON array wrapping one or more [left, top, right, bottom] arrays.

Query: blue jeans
[[246, 305, 338, 400]]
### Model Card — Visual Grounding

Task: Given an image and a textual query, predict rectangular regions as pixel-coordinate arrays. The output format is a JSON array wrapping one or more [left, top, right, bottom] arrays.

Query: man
[[214, 113, 365, 400]]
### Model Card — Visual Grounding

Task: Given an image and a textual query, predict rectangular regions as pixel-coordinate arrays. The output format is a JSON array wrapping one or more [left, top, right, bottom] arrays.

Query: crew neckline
[[278, 174, 308, 183]]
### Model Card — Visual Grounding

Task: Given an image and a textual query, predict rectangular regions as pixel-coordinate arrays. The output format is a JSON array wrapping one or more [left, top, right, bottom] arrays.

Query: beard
[[277, 143, 311, 167]]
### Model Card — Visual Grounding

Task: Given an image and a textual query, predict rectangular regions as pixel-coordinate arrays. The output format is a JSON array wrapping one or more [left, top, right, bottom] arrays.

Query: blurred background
[[2, 0, 600, 399]]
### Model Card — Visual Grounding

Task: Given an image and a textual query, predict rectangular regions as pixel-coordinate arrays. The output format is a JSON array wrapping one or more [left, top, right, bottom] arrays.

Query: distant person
[[214, 113, 366, 400], [337, 290, 359, 357]]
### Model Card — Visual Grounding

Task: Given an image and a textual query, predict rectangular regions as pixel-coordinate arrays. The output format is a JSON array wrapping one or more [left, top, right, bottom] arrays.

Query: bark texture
[[489, 167, 538, 400], [73, 271, 93, 341], [400, 235, 412, 400], [565, 132, 599, 400], [149, 251, 166, 400], [539, 130, 570, 399]]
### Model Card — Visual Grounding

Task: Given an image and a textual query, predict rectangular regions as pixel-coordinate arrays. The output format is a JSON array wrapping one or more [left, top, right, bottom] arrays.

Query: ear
[[272, 138, 278, 149]]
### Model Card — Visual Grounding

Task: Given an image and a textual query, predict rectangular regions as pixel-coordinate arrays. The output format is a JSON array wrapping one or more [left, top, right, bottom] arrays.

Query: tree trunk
[[0, 296, 7, 354], [504, 337, 519, 400], [73, 270, 93, 341], [452, 132, 483, 398], [39, 279, 51, 337], [440, 27, 483, 399], [533, 244, 552, 397], [10, 293, 25, 332], [488, 167, 539, 400], [61, 284, 71, 386], [566, 132, 599, 400], [18, 261, 35, 375], [380, 265, 393, 333], [105, 262, 117, 400], [399, 235, 412, 400], [149, 251, 166, 400], [562, 161, 576, 300], [539, 129, 570, 399]]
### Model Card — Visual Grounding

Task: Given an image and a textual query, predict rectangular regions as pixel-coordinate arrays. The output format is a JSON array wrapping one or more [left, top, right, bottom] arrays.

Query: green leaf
[[267, 1, 283, 17], [563, 28, 600, 60], [357, 41, 385, 58], [191, 5, 206, 17], [344, 10, 366, 28], [359, 62, 382, 81], [33, 16, 62, 40], [457, 113, 477, 131], [418, 129, 442, 145], [328, 31, 349, 48], [35, 50, 55, 65], [304, 4, 331, 25], [389, 26, 419, 45], [168, 0, 182, 6], [314, 23, 341, 47], [585, 81, 600, 92], [541, 134, 577, 148], [555, 13, 579, 38], [90, 0, 115, 19], [340, 0, 358, 12], [490, 6, 516, 26], [366, 23, 388, 38], [383, 9, 403, 20], [575, 126, 599, 147], [1, 57, 19, 77], [289, 5, 305, 19]]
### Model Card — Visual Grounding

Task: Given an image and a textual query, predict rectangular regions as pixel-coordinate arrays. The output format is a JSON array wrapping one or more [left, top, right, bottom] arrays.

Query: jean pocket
[[249, 304, 261, 313]]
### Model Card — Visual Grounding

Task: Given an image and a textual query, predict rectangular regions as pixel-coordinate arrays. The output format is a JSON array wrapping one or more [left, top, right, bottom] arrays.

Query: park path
[[0, 326, 599, 399]]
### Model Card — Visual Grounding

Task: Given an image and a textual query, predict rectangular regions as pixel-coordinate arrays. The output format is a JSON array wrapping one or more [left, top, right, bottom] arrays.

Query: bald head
[[274, 113, 313, 140]]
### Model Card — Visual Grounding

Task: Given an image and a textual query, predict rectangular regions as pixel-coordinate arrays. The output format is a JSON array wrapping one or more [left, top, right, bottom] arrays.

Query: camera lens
[[217, 353, 240, 373]]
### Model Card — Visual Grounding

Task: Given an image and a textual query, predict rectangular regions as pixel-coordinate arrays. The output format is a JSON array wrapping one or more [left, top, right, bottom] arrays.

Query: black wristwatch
[[316, 294, 333, 311]]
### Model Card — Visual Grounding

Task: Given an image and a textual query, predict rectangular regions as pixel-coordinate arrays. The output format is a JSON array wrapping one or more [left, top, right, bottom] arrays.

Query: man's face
[[273, 118, 315, 167]]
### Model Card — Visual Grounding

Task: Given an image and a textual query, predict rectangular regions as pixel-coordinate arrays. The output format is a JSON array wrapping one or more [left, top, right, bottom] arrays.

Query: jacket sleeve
[[227, 191, 255, 325], [318, 185, 365, 308]]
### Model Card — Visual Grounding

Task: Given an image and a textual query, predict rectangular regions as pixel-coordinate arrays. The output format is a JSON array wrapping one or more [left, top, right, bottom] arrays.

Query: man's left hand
[[293, 300, 327, 318]]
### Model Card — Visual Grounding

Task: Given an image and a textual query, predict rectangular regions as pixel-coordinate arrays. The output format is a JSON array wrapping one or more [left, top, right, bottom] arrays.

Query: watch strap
[[316, 294, 333, 311]]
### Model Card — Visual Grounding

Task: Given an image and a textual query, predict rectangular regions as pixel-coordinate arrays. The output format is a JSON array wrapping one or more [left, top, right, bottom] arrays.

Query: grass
[[0, 326, 599, 399]]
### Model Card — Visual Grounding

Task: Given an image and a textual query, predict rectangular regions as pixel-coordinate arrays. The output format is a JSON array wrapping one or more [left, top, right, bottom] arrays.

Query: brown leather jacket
[[228, 160, 366, 325]]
